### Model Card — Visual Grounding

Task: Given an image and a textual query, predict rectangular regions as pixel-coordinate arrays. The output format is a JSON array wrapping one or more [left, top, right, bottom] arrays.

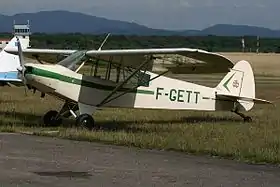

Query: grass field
[[1, 52, 280, 164]]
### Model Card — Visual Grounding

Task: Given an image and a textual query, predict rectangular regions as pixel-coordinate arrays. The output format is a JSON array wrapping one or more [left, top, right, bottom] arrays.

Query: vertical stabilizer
[[216, 60, 255, 111]]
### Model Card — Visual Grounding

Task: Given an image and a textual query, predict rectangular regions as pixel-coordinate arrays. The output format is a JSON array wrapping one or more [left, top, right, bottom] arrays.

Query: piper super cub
[[4, 36, 272, 130]]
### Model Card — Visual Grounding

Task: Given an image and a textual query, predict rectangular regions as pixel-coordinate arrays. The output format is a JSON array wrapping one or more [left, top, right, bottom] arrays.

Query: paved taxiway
[[0, 133, 280, 186]]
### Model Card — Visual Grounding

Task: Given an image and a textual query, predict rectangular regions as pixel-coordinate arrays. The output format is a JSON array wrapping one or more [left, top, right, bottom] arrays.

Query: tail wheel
[[43, 110, 62, 127], [244, 116, 252, 123], [75, 114, 95, 130]]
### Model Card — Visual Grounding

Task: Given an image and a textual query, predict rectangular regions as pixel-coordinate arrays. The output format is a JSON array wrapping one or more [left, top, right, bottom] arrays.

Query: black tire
[[43, 110, 62, 127], [75, 114, 95, 130]]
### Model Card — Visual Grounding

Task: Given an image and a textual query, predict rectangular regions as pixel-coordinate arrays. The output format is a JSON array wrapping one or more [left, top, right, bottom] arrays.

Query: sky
[[0, 0, 279, 30]]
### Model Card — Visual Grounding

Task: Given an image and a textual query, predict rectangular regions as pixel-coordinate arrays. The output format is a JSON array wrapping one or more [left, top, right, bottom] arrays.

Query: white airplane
[[0, 36, 30, 86], [4, 37, 272, 130]]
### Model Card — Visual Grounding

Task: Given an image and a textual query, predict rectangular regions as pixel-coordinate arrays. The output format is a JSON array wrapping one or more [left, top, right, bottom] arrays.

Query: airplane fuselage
[[24, 63, 233, 112]]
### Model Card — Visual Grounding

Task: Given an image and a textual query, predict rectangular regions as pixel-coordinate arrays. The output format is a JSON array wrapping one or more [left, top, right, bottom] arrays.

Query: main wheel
[[75, 114, 95, 130], [43, 110, 62, 127]]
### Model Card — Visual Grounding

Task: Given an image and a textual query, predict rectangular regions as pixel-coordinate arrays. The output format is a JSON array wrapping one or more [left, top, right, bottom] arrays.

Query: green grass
[[0, 75, 280, 165]]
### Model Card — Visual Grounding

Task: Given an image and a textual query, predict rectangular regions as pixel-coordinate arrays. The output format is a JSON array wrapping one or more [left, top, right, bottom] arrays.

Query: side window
[[25, 67, 33, 74], [138, 72, 150, 87]]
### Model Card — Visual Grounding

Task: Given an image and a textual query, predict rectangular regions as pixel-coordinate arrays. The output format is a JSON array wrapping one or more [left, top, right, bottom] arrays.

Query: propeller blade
[[16, 37, 26, 81], [16, 37, 28, 96], [16, 37, 25, 68]]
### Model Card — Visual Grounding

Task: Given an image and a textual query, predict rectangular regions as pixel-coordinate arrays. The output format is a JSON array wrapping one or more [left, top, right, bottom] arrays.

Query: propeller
[[16, 37, 46, 98], [15, 37, 28, 95]]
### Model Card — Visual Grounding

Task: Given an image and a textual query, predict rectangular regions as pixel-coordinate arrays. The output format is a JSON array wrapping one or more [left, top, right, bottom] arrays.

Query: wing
[[4, 48, 76, 55], [5, 47, 234, 74], [4, 48, 77, 63], [85, 48, 234, 74]]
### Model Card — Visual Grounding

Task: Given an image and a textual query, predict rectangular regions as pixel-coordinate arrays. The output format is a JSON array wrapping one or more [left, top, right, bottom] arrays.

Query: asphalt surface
[[0, 133, 280, 187]]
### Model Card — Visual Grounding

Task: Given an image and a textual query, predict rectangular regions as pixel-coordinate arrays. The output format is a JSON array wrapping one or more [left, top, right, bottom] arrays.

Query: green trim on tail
[[223, 73, 235, 92]]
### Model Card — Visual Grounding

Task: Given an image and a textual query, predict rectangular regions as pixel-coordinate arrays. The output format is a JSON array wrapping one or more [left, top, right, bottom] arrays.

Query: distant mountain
[[0, 11, 178, 35], [200, 24, 280, 38], [1, 10, 280, 37]]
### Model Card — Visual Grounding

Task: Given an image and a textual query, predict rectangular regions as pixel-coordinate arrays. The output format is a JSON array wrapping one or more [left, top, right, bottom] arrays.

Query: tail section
[[215, 60, 271, 111], [0, 36, 30, 84], [216, 60, 255, 98]]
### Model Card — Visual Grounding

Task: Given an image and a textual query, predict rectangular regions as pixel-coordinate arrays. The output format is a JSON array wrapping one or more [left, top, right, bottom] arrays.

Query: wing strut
[[75, 61, 86, 73], [96, 59, 150, 107], [99, 70, 168, 106], [98, 33, 111, 51]]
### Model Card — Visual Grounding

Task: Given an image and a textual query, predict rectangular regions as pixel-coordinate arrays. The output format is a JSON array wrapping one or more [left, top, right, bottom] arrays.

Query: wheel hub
[[75, 114, 95, 130]]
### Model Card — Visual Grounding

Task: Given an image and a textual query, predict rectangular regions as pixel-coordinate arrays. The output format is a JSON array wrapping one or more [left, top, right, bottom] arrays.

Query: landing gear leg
[[43, 101, 78, 127], [231, 102, 252, 122], [233, 110, 252, 122], [63, 103, 95, 130], [43, 101, 96, 130]]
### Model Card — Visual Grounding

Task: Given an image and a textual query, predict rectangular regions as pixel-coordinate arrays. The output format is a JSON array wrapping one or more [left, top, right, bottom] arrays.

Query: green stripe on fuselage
[[28, 67, 155, 95]]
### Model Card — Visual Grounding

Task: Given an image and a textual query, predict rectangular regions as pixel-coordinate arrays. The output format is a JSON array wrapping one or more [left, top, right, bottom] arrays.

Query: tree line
[[1, 33, 280, 53]]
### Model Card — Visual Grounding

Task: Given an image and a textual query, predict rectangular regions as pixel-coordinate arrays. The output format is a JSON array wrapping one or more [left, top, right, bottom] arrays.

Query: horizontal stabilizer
[[217, 94, 273, 105]]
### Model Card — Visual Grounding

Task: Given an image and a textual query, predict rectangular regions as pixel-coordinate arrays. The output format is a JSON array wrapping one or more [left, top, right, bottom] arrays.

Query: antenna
[[256, 36, 260, 54], [241, 37, 245, 52], [98, 33, 111, 51]]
